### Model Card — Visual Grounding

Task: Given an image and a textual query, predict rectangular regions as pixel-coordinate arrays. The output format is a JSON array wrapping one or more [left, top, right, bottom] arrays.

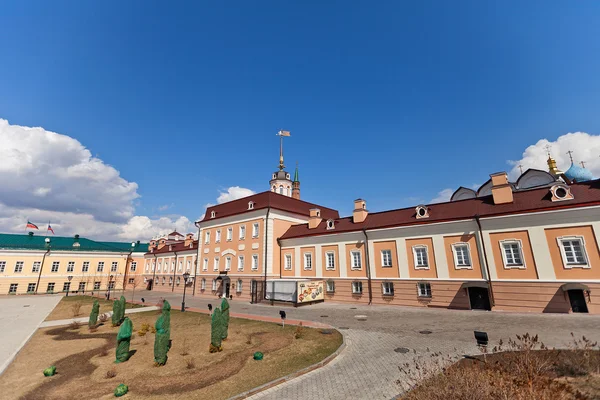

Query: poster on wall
[[297, 281, 324, 303]]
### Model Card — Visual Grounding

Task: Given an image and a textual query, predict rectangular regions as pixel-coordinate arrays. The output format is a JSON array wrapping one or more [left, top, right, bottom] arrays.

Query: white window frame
[[201, 278, 206, 290], [225, 256, 232, 271], [451, 242, 472, 270], [32, 261, 41, 273], [499, 239, 525, 269], [237, 279, 242, 293], [284, 254, 292, 271], [78, 282, 86, 291], [27, 283, 36, 293], [67, 261, 75, 272], [97, 261, 104, 272], [352, 281, 363, 294], [252, 223, 259, 238], [111, 261, 118, 272], [205, 231, 210, 244], [325, 251, 336, 270], [212, 279, 217, 291], [48, 282, 56, 292], [203, 258, 208, 271], [51, 261, 60, 273], [213, 257, 219, 271], [0, 261, 5, 273], [215, 229, 221, 243], [130, 262, 137, 272], [9, 283, 18, 294], [351, 250, 362, 270], [252, 254, 259, 271], [14, 261, 24, 273], [412, 245, 429, 270], [238, 255, 244, 271], [382, 281, 394, 296], [381, 249, 393, 267], [417, 282, 432, 298], [82, 261, 89, 272], [93, 282, 101, 290], [326, 280, 335, 293], [227, 227, 232, 241], [557, 236, 590, 269], [239, 225, 246, 240], [303, 253, 313, 270]]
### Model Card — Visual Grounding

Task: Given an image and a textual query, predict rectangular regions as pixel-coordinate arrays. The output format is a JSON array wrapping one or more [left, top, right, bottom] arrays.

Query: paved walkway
[[39, 305, 159, 328], [0, 295, 62, 375], [125, 289, 600, 400]]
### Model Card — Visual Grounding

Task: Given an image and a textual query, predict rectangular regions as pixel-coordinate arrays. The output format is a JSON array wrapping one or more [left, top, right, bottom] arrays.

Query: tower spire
[[292, 161, 301, 200], [566, 150, 574, 164], [277, 130, 290, 170]]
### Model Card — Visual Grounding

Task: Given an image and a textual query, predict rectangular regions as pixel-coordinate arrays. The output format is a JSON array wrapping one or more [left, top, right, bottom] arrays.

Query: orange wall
[[345, 242, 367, 278], [373, 241, 399, 278], [489, 231, 538, 280], [281, 248, 295, 277], [300, 246, 316, 277], [405, 238, 437, 279], [443, 234, 483, 280], [545, 226, 600, 280], [272, 219, 294, 277], [321, 245, 340, 278]]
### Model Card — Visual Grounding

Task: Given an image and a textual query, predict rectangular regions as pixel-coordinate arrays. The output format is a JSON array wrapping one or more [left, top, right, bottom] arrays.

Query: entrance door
[[568, 290, 589, 313], [250, 280, 264, 304], [146, 279, 153, 290], [468, 287, 491, 311], [225, 283, 231, 298]]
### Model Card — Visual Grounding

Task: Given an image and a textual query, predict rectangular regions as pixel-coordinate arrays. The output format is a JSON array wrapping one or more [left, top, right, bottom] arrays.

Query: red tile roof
[[281, 180, 600, 240], [167, 231, 183, 237], [200, 191, 339, 222], [146, 240, 198, 255]]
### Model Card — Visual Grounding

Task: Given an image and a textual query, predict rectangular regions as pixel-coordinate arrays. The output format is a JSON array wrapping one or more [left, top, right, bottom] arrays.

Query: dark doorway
[[568, 290, 589, 313], [251, 280, 264, 304], [468, 287, 491, 311], [146, 279, 153, 290], [225, 282, 231, 298]]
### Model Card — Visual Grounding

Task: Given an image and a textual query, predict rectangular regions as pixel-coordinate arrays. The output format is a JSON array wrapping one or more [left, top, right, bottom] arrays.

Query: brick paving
[[123, 290, 600, 399]]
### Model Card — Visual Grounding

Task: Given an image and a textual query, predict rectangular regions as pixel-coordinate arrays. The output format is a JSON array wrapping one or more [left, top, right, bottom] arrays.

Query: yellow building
[[0, 232, 147, 296]]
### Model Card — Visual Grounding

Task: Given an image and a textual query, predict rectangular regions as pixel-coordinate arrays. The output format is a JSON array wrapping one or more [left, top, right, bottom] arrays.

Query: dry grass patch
[[45, 295, 143, 321], [0, 310, 342, 400]]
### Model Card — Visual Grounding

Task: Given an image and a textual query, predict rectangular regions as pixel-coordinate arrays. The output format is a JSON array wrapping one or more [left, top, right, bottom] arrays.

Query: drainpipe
[[35, 248, 51, 295], [193, 221, 201, 296], [277, 238, 283, 279], [263, 207, 271, 300], [171, 250, 178, 292], [475, 215, 495, 307], [151, 253, 157, 290], [122, 249, 133, 296], [361, 229, 373, 305]]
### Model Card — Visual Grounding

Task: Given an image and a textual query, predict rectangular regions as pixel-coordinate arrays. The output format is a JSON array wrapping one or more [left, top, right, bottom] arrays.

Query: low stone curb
[[39, 306, 159, 328], [228, 330, 347, 400]]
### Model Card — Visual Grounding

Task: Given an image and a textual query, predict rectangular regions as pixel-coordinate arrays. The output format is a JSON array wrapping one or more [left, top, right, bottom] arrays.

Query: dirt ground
[[1, 308, 342, 400], [45, 295, 143, 321]]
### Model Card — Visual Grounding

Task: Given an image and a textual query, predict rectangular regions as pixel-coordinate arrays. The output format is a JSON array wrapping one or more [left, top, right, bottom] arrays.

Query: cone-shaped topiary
[[209, 307, 224, 353], [89, 300, 100, 328], [112, 299, 123, 327], [119, 295, 127, 322], [153, 300, 171, 366], [114, 383, 128, 397], [115, 317, 133, 363], [43, 366, 56, 376], [220, 297, 230, 340]]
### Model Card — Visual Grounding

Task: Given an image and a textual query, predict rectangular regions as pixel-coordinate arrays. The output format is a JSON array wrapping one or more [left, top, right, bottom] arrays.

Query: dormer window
[[550, 184, 573, 202], [326, 219, 335, 230], [273, 174, 276, 179], [286, 173, 290, 179], [415, 205, 429, 219], [248, 201, 254, 210], [210, 211, 216, 218]]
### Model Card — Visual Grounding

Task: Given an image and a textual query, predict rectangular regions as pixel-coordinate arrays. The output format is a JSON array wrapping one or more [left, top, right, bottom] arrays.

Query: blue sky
[[1, 1, 600, 238]]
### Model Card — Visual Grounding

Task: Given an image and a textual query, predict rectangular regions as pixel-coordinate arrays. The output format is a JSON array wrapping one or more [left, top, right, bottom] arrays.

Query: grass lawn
[[1, 307, 342, 399], [45, 295, 144, 321]]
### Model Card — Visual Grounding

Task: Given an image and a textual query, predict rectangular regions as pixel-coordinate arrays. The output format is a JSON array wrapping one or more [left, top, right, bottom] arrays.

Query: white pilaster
[[338, 244, 347, 278], [265, 216, 273, 274], [527, 227, 556, 280], [294, 247, 301, 277], [480, 231, 498, 280], [432, 236, 449, 279], [315, 244, 323, 278], [395, 238, 410, 278], [367, 239, 377, 279]]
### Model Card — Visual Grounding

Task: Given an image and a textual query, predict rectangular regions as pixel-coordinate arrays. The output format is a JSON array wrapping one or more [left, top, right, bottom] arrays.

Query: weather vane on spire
[[580, 161, 586, 168], [518, 164, 523, 175], [276, 130, 291, 170], [566, 150, 574, 164], [544, 144, 552, 157]]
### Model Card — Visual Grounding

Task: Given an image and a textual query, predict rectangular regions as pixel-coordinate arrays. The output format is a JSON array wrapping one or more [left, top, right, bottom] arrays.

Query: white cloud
[[508, 132, 600, 180], [430, 188, 454, 204], [0, 119, 195, 241], [216, 186, 255, 204]]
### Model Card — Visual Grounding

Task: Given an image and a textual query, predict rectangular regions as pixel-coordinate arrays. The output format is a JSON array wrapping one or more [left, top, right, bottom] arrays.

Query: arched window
[[201, 278, 206, 290], [279, 185, 284, 194], [237, 279, 242, 293]]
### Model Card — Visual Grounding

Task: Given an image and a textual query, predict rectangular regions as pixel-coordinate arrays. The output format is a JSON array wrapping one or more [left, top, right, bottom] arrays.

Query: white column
[[480, 231, 498, 280], [395, 238, 410, 278], [367, 239, 377, 279], [265, 217, 273, 275], [527, 227, 556, 280], [294, 247, 301, 278], [315, 244, 323, 278], [432, 236, 449, 279], [592, 223, 600, 256], [338, 244, 347, 278]]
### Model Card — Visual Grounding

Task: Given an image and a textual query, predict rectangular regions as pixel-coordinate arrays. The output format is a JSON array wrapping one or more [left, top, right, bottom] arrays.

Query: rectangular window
[[560, 237, 588, 267], [285, 254, 292, 270], [0, 261, 5, 273], [67, 261, 75, 272], [205, 231, 210, 244], [9, 283, 18, 294], [351, 251, 362, 270], [304, 253, 313, 270], [352, 281, 363, 294], [215, 230, 221, 243], [78, 282, 86, 291], [326, 252, 336, 270], [47, 282, 55, 293], [203, 258, 208, 271], [14, 261, 24, 273], [62, 282, 71, 292], [239, 225, 246, 239], [108, 282, 115, 289], [212, 279, 217, 291], [382, 282, 394, 295], [227, 227, 232, 241], [252, 254, 259, 270], [237, 279, 242, 293], [128, 278, 135, 284], [214, 257, 219, 271], [452, 243, 471, 268], [201, 278, 206, 290], [381, 250, 392, 267], [111, 262, 118, 272], [186, 260, 191, 272], [97, 262, 104, 272], [238, 256, 245, 271], [32, 261, 41, 273], [413, 246, 429, 269], [94, 282, 101, 290], [178, 261, 182, 272], [418, 282, 432, 298], [252, 223, 259, 238], [130, 262, 137, 272], [326, 280, 335, 293], [225, 257, 231, 271], [27, 283, 36, 293], [501, 240, 524, 268], [51, 261, 60, 273], [82, 261, 89, 272]]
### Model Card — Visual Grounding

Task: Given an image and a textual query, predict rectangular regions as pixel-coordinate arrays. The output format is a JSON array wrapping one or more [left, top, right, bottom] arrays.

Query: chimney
[[353, 199, 368, 223], [490, 172, 513, 204], [308, 208, 322, 229], [149, 240, 156, 251], [157, 238, 166, 250], [184, 233, 194, 247]]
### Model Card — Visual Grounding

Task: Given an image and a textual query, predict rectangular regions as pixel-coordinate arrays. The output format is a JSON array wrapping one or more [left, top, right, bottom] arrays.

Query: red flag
[[26, 221, 39, 230]]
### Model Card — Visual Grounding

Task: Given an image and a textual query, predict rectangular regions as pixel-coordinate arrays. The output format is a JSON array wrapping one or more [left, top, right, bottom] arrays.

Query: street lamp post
[[181, 272, 190, 312], [108, 274, 114, 301], [66, 275, 73, 297]]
